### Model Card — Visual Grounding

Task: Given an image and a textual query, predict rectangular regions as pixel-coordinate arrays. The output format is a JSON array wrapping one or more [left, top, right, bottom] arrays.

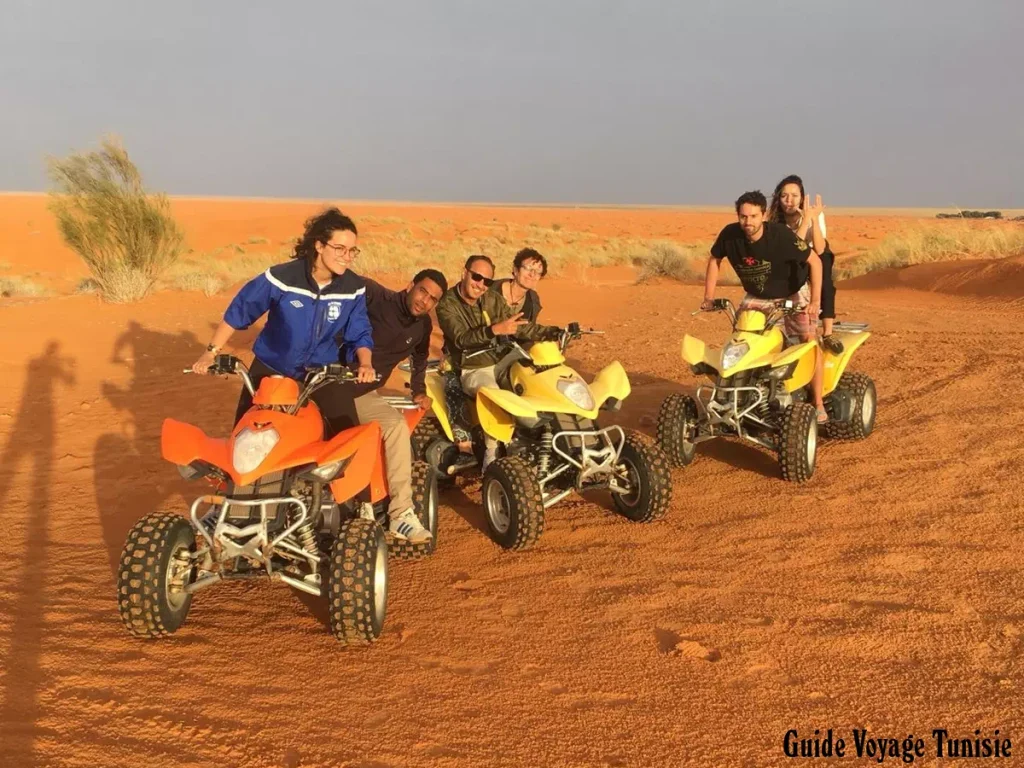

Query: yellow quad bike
[[402, 323, 673, 550], [655, 298, 876, 483]]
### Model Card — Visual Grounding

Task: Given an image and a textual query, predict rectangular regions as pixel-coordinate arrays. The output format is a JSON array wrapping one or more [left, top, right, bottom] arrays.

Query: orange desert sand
[[0, 195, 1021, 767]]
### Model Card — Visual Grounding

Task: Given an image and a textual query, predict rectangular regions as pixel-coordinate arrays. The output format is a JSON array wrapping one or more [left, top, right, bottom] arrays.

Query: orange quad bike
[[115, 354, 437, 646]]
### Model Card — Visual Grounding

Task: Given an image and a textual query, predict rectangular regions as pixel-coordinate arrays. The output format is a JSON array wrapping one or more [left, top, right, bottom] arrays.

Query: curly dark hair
[[767, 175, 805, 224], [292, 207, 358, 265], [734, 190, 767, 214], [513, 247, 548, 278]]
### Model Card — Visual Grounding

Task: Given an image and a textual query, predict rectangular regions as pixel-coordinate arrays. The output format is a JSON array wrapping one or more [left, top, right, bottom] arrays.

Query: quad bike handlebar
[[462, 322, 602, 361], [183, 354, 256, 394], [695, 298, 805, 328], [183, 355, 379, 405]]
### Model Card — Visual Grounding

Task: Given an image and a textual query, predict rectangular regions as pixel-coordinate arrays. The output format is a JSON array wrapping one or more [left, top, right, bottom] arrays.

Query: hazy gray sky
[[2, 0, 1021, 207]]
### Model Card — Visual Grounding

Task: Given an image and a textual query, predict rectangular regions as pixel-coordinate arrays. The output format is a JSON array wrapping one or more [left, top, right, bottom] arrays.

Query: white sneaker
[[359, 502, 376, 522], [389, 509, 433, 543]]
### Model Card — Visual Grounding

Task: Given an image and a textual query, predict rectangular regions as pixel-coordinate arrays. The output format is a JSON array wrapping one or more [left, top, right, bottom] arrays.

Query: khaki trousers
[[353, 391, 412, 517], [460, 364, 498, 397], [460, 365, 499, 457]]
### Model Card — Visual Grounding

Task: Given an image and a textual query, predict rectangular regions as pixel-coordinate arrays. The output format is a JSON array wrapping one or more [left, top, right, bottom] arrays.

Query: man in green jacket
[[436, 254, 560, 471]]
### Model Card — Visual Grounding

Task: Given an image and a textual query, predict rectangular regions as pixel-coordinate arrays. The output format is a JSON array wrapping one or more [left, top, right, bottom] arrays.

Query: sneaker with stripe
[[388, 508, 433, 543]]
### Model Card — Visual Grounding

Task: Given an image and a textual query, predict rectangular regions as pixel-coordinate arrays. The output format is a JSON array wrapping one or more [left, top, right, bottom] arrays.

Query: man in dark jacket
[[354, 269, 446, 542], [435, 255, 559, 471]]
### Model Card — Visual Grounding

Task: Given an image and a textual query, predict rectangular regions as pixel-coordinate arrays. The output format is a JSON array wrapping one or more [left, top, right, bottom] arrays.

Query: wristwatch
[[206, 344, 220, 353]]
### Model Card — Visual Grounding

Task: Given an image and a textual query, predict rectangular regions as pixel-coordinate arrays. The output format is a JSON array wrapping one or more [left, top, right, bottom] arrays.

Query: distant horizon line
[[1, 190, 1020, 216]]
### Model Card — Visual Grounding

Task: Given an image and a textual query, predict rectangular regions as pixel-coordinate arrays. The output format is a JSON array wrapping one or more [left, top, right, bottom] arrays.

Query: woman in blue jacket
[[192, 207, 375, 436]]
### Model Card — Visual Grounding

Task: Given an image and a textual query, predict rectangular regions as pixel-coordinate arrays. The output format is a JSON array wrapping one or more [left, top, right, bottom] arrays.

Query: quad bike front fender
[[476, 387, 538, 444], [424, 372, 456, 441], [822, 330, 871, 395], [590, 361, 631, 407], [321, 422, 388, 503], [682, 335, 714, 369], [772, 341, 818, 393], [161, 418, 230, 471]]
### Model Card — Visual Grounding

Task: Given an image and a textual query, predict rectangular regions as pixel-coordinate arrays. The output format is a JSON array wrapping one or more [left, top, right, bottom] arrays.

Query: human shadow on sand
[[94, 321, 255, 577], [0, 341, 76, 767]]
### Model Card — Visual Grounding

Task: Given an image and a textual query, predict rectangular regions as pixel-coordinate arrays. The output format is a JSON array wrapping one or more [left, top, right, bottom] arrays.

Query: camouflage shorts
[[739, 283, 814, 344], [443, 372, 472, 443]]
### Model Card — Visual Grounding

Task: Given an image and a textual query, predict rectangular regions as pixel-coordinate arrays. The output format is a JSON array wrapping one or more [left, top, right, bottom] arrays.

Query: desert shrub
[[636, 241, 705, 283], [936, 210, 1002, 219], [632, 240, 738, 285], [46, 135, 184, 303]]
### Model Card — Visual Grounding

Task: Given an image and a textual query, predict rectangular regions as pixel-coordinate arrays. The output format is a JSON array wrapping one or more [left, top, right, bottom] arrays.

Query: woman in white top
[[768, 174, 842, 355]]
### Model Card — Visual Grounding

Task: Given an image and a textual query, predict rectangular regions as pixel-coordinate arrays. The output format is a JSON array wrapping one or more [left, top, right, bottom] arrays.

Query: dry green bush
[[47, 135, 184, 302], [635, 241, 707, 282]]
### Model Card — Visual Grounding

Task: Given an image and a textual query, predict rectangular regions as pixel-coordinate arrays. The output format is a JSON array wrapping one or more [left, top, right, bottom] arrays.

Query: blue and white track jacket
[[224, 260, 373, 378]]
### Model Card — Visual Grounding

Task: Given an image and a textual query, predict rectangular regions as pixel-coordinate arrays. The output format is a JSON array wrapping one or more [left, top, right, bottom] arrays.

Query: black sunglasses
[[468, 270, 494, 287]]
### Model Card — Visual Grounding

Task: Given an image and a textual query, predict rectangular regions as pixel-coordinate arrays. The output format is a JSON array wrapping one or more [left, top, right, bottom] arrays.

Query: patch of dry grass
[[835, 222, 1024, 280], [165, 249, 287, 296], [1, 275, 47, 297]]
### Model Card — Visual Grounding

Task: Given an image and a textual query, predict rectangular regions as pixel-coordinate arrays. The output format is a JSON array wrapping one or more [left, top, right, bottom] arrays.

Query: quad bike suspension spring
[[537, 426, 553, 477], [753, 383, 773, 422], [295, 519, 317, 556]]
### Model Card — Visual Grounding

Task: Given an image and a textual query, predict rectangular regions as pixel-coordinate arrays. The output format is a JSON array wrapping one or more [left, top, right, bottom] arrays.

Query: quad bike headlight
[[768, 362, 798, 381], [232, 427, 280, 474], [306, 455, 353, 482], [721, 342, 750, 371], [557, 378, 595, 411]]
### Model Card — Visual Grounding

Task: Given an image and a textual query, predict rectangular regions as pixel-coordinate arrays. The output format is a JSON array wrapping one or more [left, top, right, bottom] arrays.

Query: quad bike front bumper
[[694, 383, 779, 450], [186, 493, 323, 596], [539, 424, 628, 507]]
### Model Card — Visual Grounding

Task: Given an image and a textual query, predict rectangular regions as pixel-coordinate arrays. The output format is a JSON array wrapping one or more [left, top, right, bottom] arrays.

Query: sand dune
[[840, 254, 1024, 299]]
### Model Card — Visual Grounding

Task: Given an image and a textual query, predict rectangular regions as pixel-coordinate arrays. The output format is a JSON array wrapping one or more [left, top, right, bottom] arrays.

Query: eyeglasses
[[468, 270, 494, 287], [324, 243, 360, 258], [518, 266, 544, 277]]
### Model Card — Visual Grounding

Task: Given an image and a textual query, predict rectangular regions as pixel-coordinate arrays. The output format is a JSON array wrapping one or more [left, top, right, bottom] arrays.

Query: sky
[[2, 0, 1021, 207]]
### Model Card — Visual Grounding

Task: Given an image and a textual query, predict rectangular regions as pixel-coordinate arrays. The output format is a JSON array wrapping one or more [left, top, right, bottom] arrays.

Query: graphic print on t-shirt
[[736, 255, 772, 293]]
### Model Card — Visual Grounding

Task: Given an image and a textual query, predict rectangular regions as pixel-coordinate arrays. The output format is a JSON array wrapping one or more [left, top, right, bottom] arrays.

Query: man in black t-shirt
[[701, 190, 827, 422]]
